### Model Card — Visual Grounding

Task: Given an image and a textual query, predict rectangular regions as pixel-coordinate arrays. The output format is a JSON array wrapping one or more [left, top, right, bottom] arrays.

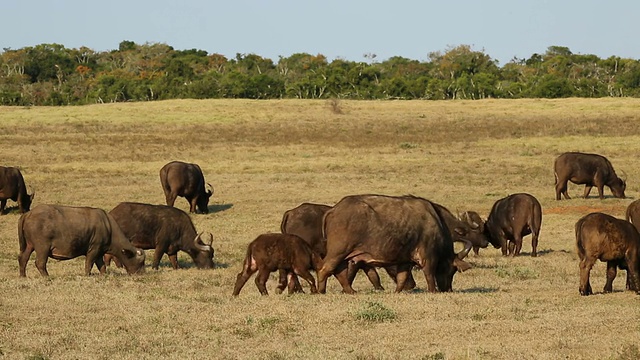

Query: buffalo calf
[[232, 233, 323, 296], [575, 212, 640, 296]]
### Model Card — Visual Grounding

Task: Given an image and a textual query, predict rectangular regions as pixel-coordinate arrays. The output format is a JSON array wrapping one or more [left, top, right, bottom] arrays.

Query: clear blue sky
[[3, 0, 639, 65]]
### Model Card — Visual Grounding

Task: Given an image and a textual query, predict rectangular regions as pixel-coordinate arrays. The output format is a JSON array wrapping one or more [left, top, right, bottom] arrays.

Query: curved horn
[[457, 240, 473, 260], [193, 232, 209, 251], [207, 232, 214, 246], [206, 183, 214, 196], [28, 185, 36, 199]]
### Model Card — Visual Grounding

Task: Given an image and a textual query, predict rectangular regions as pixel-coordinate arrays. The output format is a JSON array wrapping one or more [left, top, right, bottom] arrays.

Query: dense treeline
[[1, 41, 640, 105]]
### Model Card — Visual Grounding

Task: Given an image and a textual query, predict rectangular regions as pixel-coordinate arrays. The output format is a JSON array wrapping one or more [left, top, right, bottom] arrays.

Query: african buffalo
[[159, 161, 213, 214], [281, 202, 392, 292], [554, 152, 626, 200], [108, 202, 214, 270], [18, 204, 146, 277], [232, 233, 323, 296], [625, 199, 640, 232], [0, 166, 35, 214], [575, 212, 640, 295], [317, 194, 472, 294], [483, 193, 542, 257]]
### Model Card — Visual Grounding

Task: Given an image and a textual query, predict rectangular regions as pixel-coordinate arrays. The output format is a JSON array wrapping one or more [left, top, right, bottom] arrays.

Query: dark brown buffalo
[[343, 201, 486, 292], [318, 194, 472, 294], [280, 202, 391, 292], [554, 152, 626, 200], [625, 199, 640, 232], [0, 166, 35, 214], [575, 212, 640, 295], [232, 233, 323, 296], [483, 193, 542, 257], [18, 204, 146, 276], [159, 161, 213, 214], [108, 202, 214, 270]]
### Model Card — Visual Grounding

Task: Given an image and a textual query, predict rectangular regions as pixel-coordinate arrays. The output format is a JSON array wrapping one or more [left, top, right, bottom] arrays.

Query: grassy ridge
[[1, 98, 640, 359]]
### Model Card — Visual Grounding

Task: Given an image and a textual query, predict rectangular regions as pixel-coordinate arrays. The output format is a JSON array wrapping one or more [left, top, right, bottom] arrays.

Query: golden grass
[[1, 98, 640, 359]]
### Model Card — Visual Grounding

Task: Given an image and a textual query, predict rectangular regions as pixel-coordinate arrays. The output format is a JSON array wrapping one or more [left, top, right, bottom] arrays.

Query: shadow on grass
[[154, 258, 230, 270], [208, 203, 233, 214], [1, 205, 20, 215], [460, 286, 500, 294]]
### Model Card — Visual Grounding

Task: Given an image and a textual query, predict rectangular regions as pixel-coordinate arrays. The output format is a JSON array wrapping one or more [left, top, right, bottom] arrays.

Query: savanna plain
[[1, 98, 640, 360]]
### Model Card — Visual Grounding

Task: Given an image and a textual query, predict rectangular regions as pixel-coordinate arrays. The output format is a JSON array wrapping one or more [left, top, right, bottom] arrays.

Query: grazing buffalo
[[159, 161, 213, 214], [232, 233, 323, 296], [483, 193, 542, 257], [108, 202, 214, 270], [318, 194, 472, 294], [0, 166, 35, 214], [575, 212, 640, 295], [554, 152, 626, 200], [281, 202, 391, 292], [18, 204, 146, 277], [625, 199, 640, 232]]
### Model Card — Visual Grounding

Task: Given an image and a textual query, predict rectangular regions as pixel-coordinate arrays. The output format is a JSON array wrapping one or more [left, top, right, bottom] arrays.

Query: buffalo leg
[[317, 257, 346, 294], [95, 256, 106, 275], [294, 267, 318, 294], [531, 231, 539, 257], [583, 185, 593, 199], [287, 273, 304, 294], [625, 257, 640, 293], [232, 268, 256, 296], [555, 180, 571, 200], [189, 197, 197, 213], [362, 265, 384, 291], [579, 257, 595, 296], [34, 251, 50, 276], [502, 241, 510, 256], [165, 192, 177, 207], [384, 266, 415, 291], [168, 253, 179, 269], [421, 260, 438, 293], [152, 245, 169, 270], [346, 261, 359, 285], [276, 269, 287, 294], [0, 199, 6, 214], [513, 235, 523, 256], [333, 261, 356, 294], [604, 261, 617, 293], [18, 244, 34, 277], [472, 246, 480, 256], [393, 265, 413, 293], [254, 268, 271, 295]]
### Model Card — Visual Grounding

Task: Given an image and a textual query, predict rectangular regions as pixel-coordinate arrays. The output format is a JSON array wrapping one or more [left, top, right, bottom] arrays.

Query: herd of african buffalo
[[1, 152, 639, 297]]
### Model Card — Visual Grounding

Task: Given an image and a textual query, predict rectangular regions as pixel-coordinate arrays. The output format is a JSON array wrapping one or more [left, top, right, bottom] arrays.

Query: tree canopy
[[1, 41, 639, 105]]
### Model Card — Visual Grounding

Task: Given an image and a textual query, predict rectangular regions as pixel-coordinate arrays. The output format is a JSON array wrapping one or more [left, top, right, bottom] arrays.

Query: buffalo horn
[[206, 183, 214, 196], [193, 232, 211, 251], [28, 185, 36, 199], [207, 232, 214, 246], [457, 240, 473, 260], [620, 170, 628, 182]]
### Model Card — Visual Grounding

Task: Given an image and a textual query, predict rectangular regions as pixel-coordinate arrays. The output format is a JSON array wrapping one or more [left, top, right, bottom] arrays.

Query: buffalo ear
[[453, 258, 471, 272], [121, 249, 135, 258]]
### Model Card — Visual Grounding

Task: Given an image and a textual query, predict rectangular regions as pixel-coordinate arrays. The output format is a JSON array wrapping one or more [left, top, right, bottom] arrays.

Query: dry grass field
[[1, 98, 640, 359]]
